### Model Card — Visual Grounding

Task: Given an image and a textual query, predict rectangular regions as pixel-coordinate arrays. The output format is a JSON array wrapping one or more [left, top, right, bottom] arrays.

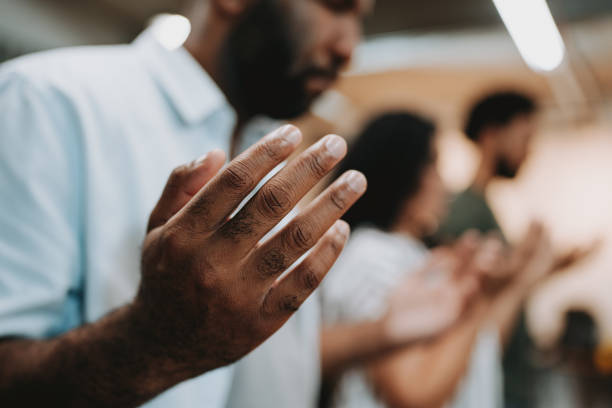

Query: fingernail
[[324, 135, 347, 160], [196, 149, 226, 167], [334, 220, 350, 238], [344, 170, 367, 194], [194, 152, 209, 166], [275, 125, 302, 148]]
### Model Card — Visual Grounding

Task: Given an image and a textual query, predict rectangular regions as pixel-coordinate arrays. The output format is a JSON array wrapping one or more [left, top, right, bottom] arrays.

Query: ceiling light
[[149, 14, 191, 51], [492, 0, 565, 72]]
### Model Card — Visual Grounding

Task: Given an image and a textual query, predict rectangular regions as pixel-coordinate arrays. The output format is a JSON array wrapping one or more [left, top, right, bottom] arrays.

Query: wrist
[[122, 300, 203, 382]]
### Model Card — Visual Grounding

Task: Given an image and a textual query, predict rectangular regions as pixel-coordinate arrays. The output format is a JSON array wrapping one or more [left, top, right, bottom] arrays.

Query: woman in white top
[[320, 112, 554, 408]]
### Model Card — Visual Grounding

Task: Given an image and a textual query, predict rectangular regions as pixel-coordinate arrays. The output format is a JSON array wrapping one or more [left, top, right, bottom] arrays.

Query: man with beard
[[436, 91, 537, 242], [0, 0, 371, 406], [435, 91, 538, 408]]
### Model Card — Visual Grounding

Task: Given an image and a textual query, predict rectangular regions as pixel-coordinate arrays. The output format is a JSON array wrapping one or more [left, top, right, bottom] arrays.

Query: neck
[[391, 219, 422, 241], [471, 152, 495, 194], [183, 3, 254, 133]]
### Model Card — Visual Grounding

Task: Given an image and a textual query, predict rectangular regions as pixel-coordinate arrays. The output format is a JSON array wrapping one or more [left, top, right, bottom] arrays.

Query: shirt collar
[[133, 28, 235, 125]]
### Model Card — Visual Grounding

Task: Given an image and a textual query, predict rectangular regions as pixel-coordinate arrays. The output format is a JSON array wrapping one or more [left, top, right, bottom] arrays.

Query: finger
[[454, 230, 481, 250], [520, 222, 544, 258], [147, 150, 226, 232], [413, 250, 456, 283], [452, 231, 482, 278], [213, 134, 347, 254], [173, 125, 302, 236], [510, 222, 544, 270], [261, 220, 350, 321], [472, 236, 505, 277], [247, 170, 366, 282], [455, 274, 480, 306], [434, 281, 469, 322]]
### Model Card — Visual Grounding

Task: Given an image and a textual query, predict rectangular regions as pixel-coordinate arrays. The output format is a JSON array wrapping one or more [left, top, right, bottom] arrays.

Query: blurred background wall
[[2, 0, 612, 363]]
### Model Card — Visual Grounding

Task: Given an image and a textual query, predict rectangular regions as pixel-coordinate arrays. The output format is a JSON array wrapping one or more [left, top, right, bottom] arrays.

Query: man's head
[[207, 0, 371, 119], [465, 91, 537, 178]]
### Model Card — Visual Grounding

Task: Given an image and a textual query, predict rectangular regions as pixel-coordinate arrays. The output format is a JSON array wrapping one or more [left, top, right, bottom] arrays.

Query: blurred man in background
[[436, 91, 536, 242], [436, 91, 595, 408], [0, 0, 372, 406]]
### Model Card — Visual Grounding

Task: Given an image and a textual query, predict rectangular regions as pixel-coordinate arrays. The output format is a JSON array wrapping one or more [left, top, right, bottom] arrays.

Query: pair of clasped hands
[[381, 223, 571, 346]]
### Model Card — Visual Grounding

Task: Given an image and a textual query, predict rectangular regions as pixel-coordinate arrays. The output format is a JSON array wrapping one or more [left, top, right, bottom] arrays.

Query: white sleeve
[[321, 232, 404, 325], [0, 70, 83, 339]]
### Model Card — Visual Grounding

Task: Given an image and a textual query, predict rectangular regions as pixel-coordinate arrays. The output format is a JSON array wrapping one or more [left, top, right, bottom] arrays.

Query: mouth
[[305, 72, 338, 95]]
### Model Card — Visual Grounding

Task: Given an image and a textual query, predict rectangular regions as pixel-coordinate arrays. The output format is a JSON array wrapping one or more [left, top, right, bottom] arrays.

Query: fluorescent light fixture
[[492, 0, 565, 72], [149, 14, 191, 50]]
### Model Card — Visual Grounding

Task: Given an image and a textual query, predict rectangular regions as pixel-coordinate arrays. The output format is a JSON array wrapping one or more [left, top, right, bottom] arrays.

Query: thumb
[[147, 149, 226, 232]]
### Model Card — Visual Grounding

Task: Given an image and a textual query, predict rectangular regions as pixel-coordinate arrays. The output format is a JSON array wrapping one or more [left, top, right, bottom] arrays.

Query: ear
[[211, 0, 253, 17], [479, 126, 499, 152]]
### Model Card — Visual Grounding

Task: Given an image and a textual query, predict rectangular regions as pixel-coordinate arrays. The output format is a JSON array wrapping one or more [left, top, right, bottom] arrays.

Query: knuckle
[[189, 195, 212, 220], [222, 160, 255, 192], [327, 231, 346, 256], [194, 257, 219, 292], [259, 139, 284, 161], [261, 288, 302, 318], [160, 226, 185, 253], [285, 222, 316, 252], [279, 294, 301, 313], [258, 182, 292, 218], [219, 210, 255, 240], [306, 154, 328, 179], [257, 248, 287, 278], [299, 263, 321, 291], [329, 188, 348, 211]]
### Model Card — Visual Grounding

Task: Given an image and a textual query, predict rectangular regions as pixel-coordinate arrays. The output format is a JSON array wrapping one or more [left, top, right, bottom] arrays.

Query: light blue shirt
[[0, 30, 238, 407]]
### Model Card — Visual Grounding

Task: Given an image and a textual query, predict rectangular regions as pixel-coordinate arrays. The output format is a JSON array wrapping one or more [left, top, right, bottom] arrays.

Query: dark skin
[[0, 126, 367, 406], [184, 0, 370, 155]]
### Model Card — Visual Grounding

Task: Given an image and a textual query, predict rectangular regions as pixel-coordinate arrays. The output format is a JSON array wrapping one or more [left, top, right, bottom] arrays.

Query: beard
[[495, 156, 519, 179], [219, 0, 331, 119], [221, 0, 314, 119]]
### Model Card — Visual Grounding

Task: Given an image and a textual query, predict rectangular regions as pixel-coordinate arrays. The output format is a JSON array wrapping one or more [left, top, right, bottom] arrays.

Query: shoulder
[[322, 228, 423, 323], [0, 44, 142, 101], [447, 189, 490, 220], [326, 228, 416, 290]]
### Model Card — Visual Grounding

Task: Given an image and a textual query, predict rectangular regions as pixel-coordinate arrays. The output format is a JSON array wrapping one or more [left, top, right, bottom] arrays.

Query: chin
[[259, 93, 316, 120]]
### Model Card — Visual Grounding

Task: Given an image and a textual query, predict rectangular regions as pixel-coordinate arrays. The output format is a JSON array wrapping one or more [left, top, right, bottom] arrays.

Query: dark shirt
[[436, 188, 504, 243], [436, 188, 536, 408]]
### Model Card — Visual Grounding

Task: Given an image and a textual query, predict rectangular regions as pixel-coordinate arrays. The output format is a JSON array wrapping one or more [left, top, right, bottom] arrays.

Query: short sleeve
[[0, 70, 83, 339], [321, 230, 408, 326]]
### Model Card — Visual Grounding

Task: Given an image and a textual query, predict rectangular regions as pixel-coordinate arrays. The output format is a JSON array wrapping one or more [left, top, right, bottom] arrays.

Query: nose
[[332, 16, 361, 66]]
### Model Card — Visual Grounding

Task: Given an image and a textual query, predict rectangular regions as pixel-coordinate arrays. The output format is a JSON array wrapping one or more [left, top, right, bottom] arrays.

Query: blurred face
[[221, 0, 371, 119], [493, 114, 536, 178], [400, 156, 448, 238]]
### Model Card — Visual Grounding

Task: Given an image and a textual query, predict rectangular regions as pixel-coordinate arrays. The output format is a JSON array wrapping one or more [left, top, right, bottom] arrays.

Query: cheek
[[289, 3, 340, 65], [428, 188, 447, 218], [507, 143, 528, 166]]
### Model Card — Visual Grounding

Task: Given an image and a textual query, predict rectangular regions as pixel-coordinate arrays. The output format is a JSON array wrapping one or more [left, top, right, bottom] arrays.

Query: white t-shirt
[[321, 227, 503, 408]]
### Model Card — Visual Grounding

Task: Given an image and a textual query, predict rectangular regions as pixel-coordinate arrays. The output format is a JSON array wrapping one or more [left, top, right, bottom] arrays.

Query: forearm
[[370, 299, 490, 408], [321, 320, 395, 379], [487, 278, 532, 347], [0, 303, 198, 407]]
